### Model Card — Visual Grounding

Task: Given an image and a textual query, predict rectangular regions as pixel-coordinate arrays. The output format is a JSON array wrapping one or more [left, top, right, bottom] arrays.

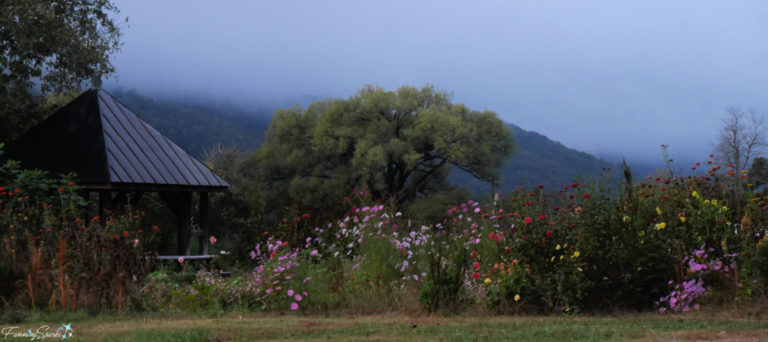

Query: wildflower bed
[[3, 146, 768, 317]]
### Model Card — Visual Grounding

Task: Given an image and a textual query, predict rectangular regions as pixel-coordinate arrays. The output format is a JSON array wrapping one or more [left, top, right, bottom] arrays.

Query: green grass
[[1, 311, 766, 341]]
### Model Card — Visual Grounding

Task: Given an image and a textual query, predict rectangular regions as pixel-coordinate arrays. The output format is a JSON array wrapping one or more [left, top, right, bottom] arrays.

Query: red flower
[[483, 214, 490, 219], [662, 195, 668, 199], [473, 272, 480, 279], [546, 231, 553, 238], [209, 236, 217, 245], [302, 213, 310, 219], [538, 214, 547, 220], [523, 235, 529, 241], [152, 225, 159, 231], [489, 233, 495, 240], [473, 262, 480, 270], [472, 250, 477, 258], [505, 247, 511, 253], [524, 217, 532, 224], [583, 193, 591, 199], [123, 231, 129, 237], [57, 187, 64, 192]]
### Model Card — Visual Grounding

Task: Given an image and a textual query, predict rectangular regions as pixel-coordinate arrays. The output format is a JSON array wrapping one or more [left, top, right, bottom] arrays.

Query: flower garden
[[2, 149, 768, 321]]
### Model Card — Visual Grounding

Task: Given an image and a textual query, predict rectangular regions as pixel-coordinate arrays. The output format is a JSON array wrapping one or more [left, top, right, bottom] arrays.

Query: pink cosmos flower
[[290, 302, 299, 310]]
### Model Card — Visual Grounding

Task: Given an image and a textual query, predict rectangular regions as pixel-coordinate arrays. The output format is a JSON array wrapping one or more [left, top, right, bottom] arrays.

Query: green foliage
[[407, 187, 473, 223], [0, 147, 157, 314], [1, 0, 123, 140], [139, 269, 263, 313], [245, 84, 515, 224]]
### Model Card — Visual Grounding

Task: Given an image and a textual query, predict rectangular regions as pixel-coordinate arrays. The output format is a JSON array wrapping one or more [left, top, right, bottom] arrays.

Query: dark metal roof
[[5, 89, 229, 191]]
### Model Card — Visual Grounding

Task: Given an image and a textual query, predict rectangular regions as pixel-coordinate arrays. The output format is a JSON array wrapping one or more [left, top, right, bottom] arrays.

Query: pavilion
[[4, 89, 229, 258]]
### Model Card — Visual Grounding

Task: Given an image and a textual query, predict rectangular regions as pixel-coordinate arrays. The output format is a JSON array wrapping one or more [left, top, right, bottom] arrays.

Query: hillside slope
[[451, 123, 616, 194]]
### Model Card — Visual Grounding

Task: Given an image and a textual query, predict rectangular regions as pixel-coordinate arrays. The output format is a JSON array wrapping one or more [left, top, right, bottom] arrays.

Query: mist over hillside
[[110, 88, 273, 157], [109, 89, 642, 195]]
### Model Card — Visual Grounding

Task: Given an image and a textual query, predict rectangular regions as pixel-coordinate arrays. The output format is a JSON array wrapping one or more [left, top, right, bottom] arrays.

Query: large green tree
[[243, 85, 515, 220], [1, 0, 122, 140]]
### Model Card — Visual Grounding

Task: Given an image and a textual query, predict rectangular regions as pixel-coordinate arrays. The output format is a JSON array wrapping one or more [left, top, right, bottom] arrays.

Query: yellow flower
[[573, 251, 580, 258], [514, 294, 521, 302], [484, 278, 492, 285], [721, 206, 728, 212], [712, 199, 718, 206], [679, 216, 685, 223], [704, 199, 710, 205], [623, 215, 630, 222], [551, 256, 555, 262], [577, 267, 583, 272], [556, 244, 561, 250], [656, 207, 662, 215], [692, 191, 699, 198], [559, 255, 564, 260]]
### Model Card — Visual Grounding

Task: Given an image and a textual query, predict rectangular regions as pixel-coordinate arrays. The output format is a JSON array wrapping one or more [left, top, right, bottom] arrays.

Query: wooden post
[[199, 192, 209, 255], [178, 192, 192, 256]]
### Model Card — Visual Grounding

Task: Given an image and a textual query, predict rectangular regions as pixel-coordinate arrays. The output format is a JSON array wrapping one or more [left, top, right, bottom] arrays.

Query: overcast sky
[[105, 1, 768, 166]]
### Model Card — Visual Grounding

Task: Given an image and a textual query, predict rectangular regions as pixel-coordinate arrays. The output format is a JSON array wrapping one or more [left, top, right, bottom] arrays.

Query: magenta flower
[[290, 302, 299, 310], [287, 289, 294, 297]]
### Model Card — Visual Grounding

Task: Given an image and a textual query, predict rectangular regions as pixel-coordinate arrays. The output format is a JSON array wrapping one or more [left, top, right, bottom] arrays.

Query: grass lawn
[[2, 310, 767, 341]]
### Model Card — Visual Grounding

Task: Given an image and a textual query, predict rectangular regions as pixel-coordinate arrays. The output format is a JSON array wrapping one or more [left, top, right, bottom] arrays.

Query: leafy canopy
[[1, 0, 123, 140], [245, 85, 515, 217]]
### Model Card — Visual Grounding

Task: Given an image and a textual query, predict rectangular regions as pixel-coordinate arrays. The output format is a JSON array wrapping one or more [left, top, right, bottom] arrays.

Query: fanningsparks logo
[[1, 323, 73, 340]]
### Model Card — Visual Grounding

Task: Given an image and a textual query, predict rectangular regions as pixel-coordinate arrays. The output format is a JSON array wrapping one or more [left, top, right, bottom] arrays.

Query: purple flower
[[287, 289, 294, 296], [290, 302, 299, 310], [295, 294, 302, 301]]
